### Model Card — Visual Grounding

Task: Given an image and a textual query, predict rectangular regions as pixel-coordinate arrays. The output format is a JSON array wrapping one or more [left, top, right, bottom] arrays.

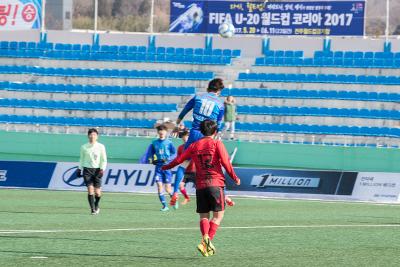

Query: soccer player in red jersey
[[162, 120, 240, 257]]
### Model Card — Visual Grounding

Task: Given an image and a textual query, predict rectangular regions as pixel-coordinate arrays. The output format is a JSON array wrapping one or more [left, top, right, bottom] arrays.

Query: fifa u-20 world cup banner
[[170, 0, 365, 36], [0, 0, 42, 31]]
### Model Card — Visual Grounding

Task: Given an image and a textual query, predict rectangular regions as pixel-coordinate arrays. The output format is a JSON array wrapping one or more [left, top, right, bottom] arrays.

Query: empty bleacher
[[255, 50, 400, 69], [0, 33, 399, 147], [0, 41, 241, 65]]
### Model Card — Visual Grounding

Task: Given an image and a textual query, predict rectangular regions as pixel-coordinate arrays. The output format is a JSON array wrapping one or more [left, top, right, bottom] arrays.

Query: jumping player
[[76, 128, 107, 215], [147, 124, 176, 211], [170, 78, 225, 207], [162, 120, 240, 257]]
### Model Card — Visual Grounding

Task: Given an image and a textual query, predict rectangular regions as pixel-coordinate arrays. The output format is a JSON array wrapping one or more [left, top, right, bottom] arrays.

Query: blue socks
[[173, 166, 185, 194], [159, 193, 167, 208]]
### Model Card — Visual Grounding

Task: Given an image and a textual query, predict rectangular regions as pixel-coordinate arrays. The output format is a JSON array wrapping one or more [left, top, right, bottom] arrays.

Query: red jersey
[[177, 144, 196, 173], [163, 137, 239, 189]]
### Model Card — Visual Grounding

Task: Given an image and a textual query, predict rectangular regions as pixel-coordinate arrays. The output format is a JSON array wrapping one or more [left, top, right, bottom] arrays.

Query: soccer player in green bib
[[77, 128, 108, 215]]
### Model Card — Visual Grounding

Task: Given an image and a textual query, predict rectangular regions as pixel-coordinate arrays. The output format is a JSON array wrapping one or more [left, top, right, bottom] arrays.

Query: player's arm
[[216, 106, 225, 132], [169, 142, 177, 161], [100, 145, 107, 170], [77, 146, 84, 177], [98, 145, 107, 178], [162, 145, 193, 170], [216, 141, 240, 185], [147, 144, 156, 164], [177, 96, 195, 125]]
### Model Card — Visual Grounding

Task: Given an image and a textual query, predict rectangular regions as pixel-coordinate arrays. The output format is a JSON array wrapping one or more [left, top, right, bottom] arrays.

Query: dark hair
[[207, 78, 224, 92], [88, 128, 98, 135], [156, 124, 168, 131], [200, 120, 218, 136], [178, 129, 190, 138]]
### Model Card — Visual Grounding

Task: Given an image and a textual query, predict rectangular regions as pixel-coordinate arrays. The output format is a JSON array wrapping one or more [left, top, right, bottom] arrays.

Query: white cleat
[[95, 208, 100, 215]]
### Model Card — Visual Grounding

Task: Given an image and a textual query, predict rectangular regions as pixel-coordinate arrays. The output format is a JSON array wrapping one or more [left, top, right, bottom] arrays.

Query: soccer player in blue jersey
[[148, 124, 177, 211], [170, 78, 225, 207]]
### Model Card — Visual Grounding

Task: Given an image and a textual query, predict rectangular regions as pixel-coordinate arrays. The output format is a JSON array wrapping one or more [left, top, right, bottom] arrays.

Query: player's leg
[[83, 168, 96, 214], [157, 181, 169, 211], [224, 121, 231, 139], [179, 179, 190, 205], [203, 187, 226, 255], [208, 187, 226, 240], [230, 121, 235, 139], [93, 168, 102, 214], [225, 195, 235, 207], [225, 186, 235, 207], [170, 166, 185, 206], [209, 210, 225, 240], [94, 187, 102, 214], [196, 188, 212, 257], [155, 166, 169, 211]]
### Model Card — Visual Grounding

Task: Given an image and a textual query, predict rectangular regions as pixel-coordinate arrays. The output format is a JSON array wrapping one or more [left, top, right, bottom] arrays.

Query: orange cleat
[[181, 197, 190, 205], [170, 193, 178, 206], [226, 197, 235, 207]]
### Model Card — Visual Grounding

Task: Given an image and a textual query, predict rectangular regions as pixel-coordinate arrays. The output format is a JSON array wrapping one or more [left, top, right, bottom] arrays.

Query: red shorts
[[196, 186, 225, 213]]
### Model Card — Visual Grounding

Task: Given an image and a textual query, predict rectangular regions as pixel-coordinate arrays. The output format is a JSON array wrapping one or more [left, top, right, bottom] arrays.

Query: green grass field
[[1, 189, 400, 266]]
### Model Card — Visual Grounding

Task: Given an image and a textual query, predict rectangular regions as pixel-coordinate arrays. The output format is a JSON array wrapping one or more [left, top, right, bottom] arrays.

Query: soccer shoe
[[91, 210, 96, 215], [169, 193, 178, 206], [203, 236, 216, 256], [95, 208, 100, 215], [160, 206, 169, 212], [197, 241, 209, 257], [173, 201, 179, 210], [226, 197, 235, 207], [181, 198, 190, 205]]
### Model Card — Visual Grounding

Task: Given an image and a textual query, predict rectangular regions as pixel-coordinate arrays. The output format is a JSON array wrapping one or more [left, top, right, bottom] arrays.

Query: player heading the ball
[[170, 78, 226, 207]]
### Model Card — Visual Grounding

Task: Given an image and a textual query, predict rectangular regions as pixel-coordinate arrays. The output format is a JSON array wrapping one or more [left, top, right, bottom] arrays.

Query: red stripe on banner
[[12, 4, 18, 26]]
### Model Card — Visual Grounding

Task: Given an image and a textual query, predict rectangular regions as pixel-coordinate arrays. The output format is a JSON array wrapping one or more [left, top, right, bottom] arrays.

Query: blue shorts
[[184, 129, 204, 149], [154, 166, 172, 184]]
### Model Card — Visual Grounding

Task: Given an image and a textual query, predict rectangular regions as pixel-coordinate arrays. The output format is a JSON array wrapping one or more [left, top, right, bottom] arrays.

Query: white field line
[[1, 224, 400, 234]]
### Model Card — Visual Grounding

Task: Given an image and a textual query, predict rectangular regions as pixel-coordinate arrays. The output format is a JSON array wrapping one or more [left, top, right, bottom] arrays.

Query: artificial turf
[[1, 189, 400, 266]]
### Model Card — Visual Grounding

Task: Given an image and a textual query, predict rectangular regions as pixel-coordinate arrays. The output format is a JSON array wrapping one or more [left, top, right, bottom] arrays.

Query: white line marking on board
[[1, 224, 400, 234]]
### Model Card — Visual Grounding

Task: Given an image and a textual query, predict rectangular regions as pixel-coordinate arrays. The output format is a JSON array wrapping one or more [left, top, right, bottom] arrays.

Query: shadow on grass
[[0, 250, 199, 261], [0, 235, 162, 245]]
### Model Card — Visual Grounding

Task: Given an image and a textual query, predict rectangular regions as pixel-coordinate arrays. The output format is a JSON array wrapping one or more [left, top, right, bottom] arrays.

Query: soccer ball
[[218, 22, 235, 38]]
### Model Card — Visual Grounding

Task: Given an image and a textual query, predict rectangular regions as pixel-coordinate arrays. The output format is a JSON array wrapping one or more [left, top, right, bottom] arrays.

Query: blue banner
[[0, 161, 55, 188], [170, 1, 365, 36]]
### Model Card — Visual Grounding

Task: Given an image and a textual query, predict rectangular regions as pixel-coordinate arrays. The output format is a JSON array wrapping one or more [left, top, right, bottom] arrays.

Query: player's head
[[88, 128, 98, 143], [200, 119, 218, 137], [178, 128, 190, 143], [207, 78, 224, 95], [156, 124, 168, 140], [226, 95, 234, 103]]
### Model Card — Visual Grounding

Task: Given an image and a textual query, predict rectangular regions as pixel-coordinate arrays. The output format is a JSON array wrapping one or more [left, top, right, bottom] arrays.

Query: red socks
[[180, 188, 189, 199], [200, 219, 220, 240], [208, 221, 219, 240], [200, 218, 210, 236]]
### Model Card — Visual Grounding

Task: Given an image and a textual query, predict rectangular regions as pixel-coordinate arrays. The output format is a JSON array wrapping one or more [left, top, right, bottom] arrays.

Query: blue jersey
[[178, 93, 224, 131], [148, 139, 176, 166]]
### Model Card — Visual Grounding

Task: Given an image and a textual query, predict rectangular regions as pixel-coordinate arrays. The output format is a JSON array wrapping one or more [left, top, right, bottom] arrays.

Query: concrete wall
[[0, 131, 399, 172]]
